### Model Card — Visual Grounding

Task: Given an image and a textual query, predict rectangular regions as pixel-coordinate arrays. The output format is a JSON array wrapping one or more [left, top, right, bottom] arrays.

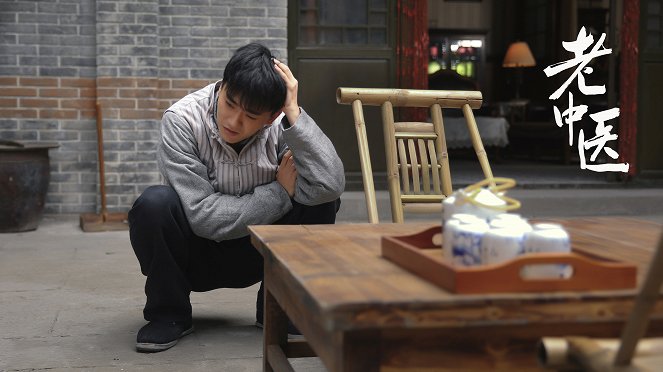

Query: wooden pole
[[614, 228, 663, 365], [95, 102, 108, 221]]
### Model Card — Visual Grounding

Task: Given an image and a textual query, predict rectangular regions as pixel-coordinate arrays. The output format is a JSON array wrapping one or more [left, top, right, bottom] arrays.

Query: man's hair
[[222, 43, 286, 115]]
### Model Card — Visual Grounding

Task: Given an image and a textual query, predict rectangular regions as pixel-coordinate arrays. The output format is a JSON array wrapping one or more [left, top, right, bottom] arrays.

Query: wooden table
[[249, 217, 663, 371]]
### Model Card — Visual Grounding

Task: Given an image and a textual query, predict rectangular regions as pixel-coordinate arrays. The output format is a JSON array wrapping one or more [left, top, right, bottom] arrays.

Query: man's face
[[216, 86, 279, 144]]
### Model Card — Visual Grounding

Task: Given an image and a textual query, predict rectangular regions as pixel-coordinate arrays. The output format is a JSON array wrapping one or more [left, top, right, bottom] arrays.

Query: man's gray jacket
[[158, 81, 345, 241]]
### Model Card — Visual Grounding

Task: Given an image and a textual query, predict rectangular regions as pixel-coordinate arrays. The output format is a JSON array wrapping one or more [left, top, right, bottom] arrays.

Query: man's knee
[[129, 186, 189, 268], [317, 198, 341, 217], [287, 198, 341, 225], [131, 185, 179, 217], [129, 185, 186, 234]]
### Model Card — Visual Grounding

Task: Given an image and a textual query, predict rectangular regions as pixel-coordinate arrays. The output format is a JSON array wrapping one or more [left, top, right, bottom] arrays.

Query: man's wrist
[[284, 106, 300, 126]]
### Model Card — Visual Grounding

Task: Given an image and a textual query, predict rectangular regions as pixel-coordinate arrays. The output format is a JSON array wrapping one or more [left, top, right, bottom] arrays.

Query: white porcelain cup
[[481, 227, 525, 265], [443, 218, 461, 263], [443, 192, 476, 222], [445, 218, 489, 266], [445, 188, 507, 222], [522, 224, 571, 279], [451, 213, 485, 224], [490, 213, 525, 223], [489, 213, 532, 232], [443, 214, 485, 261], [442, 194, 457, 223], [466, 188, 507, 220], [523, 224, 570, 253]]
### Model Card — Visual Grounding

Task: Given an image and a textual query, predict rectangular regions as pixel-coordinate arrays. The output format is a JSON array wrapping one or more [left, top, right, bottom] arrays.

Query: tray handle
[[470, 252, 637, 290], [397, 226, 442, 248]]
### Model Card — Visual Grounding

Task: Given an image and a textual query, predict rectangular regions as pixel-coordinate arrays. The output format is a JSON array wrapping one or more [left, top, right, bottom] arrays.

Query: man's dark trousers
[[129, 185, 340, 324]]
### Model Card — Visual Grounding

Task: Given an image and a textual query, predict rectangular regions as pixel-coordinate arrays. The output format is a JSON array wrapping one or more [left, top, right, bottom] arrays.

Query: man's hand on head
[[276, 150, 297, 198], [273, 59, 300, 125]]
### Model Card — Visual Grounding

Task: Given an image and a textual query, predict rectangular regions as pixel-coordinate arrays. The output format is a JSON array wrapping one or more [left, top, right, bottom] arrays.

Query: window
[[298, 0, 388, 46]]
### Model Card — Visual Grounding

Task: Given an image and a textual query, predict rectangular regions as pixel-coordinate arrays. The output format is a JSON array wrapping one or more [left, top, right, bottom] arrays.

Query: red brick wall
[[0, 77, 96, 120], [0, 77, 215, 122]]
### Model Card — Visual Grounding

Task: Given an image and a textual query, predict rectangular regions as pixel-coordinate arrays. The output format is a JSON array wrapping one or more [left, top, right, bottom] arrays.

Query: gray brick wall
[[0, 0, 288, 214], [1, 0, 99, 214], [95, 0, 161, 213], [157, 0, 287, 80], [97, 0, 159, 78]]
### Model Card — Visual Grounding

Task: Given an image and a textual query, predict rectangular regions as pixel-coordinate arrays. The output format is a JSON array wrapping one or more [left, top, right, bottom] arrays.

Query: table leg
[[264, 285, 289, 372], [336, 330, 381, 372]]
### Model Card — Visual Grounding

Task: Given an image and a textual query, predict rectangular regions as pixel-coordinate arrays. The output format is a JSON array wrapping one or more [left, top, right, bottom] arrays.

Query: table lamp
[[502, 41, 536, 101]]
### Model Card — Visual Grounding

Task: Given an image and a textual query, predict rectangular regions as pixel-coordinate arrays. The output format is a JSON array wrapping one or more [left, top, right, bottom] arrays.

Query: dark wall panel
[[297, 58, 391, 173], [638, 62, 663, 172]]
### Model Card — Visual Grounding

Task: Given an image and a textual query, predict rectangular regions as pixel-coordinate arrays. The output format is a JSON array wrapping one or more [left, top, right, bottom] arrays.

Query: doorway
[[287, 0, 397, 185]]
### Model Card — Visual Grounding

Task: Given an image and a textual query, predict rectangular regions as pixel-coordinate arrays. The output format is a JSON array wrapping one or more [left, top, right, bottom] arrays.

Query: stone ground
[[0, 216, 320, 371]]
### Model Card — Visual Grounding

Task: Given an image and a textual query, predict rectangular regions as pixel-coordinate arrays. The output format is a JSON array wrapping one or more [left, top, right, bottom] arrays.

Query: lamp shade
[[502, 41, 536, 68]]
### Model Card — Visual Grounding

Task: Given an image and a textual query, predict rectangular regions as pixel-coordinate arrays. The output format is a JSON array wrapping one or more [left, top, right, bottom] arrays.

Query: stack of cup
[[441, 183, 572, 271], [443, 211, 572, 273]]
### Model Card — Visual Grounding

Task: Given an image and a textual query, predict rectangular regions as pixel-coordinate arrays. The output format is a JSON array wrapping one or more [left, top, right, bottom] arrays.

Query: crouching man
[[128, 43, 344, 352]]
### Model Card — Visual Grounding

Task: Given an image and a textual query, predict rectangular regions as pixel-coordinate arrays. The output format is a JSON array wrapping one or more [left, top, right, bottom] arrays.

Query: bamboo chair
[[336, 87, 495, 223]]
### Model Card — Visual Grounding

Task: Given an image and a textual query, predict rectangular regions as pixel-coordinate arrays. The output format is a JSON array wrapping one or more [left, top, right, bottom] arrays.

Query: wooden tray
[[381, 226, 637, 294]]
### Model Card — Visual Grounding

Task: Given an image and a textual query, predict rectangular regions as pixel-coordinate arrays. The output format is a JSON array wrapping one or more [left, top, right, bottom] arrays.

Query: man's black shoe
[[136, 321, 194, 353]]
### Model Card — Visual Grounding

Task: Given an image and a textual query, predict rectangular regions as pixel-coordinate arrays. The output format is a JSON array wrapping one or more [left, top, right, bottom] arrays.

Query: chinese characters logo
[[544, 27, 629, 173]]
